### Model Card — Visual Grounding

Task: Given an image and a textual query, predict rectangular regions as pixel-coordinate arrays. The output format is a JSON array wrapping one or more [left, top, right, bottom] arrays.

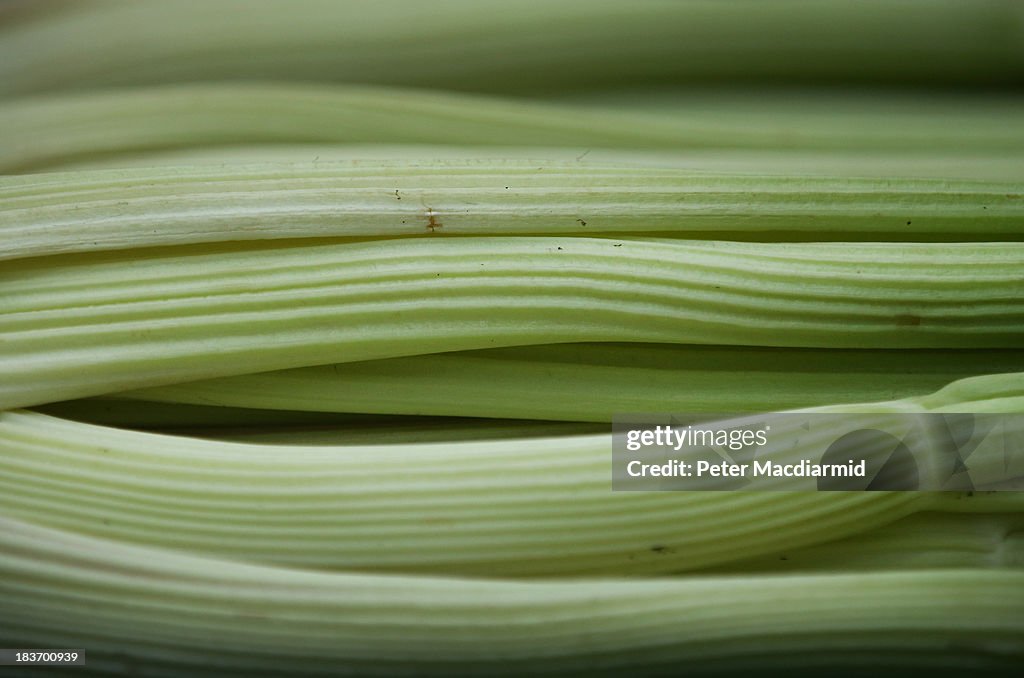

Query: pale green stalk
[[2, 517, 1022, 676], [3, 84, 1024, 174], [3, 162, 1022, 261], [2, 373, 1022, 576], [113, 343, 1024, 422], [4, 237, 1024, 410], [0, 408, 928, 576], [62, 144, 1024, 186]]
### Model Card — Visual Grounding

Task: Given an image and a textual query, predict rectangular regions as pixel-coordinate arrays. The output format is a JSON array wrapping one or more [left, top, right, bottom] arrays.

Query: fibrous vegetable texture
[[1, 1, 1022, 676]]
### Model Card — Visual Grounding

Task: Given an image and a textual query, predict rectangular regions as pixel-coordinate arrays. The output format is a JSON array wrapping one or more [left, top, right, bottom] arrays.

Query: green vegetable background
[[1, 1, 1023, 675]]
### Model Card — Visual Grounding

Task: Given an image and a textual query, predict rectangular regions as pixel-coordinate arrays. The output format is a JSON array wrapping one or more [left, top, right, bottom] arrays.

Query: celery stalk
[[3, 162, 1022, 261], [1, 516, 1022, 675], [3, 237, 1023, 410], [1, 373, 1021, 576]]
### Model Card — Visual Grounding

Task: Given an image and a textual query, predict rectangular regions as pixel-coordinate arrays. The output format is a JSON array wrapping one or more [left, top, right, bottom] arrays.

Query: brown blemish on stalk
[[895, 314, 922, 327], [425, 206, 442, 233], [576, 218, 587, 226], [394, 189, 401, 200]]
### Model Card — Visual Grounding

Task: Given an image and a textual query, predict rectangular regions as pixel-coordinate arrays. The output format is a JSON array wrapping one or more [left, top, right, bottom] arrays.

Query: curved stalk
[[2, 373, 1022, 576], [1, 517, 1022, 676]]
